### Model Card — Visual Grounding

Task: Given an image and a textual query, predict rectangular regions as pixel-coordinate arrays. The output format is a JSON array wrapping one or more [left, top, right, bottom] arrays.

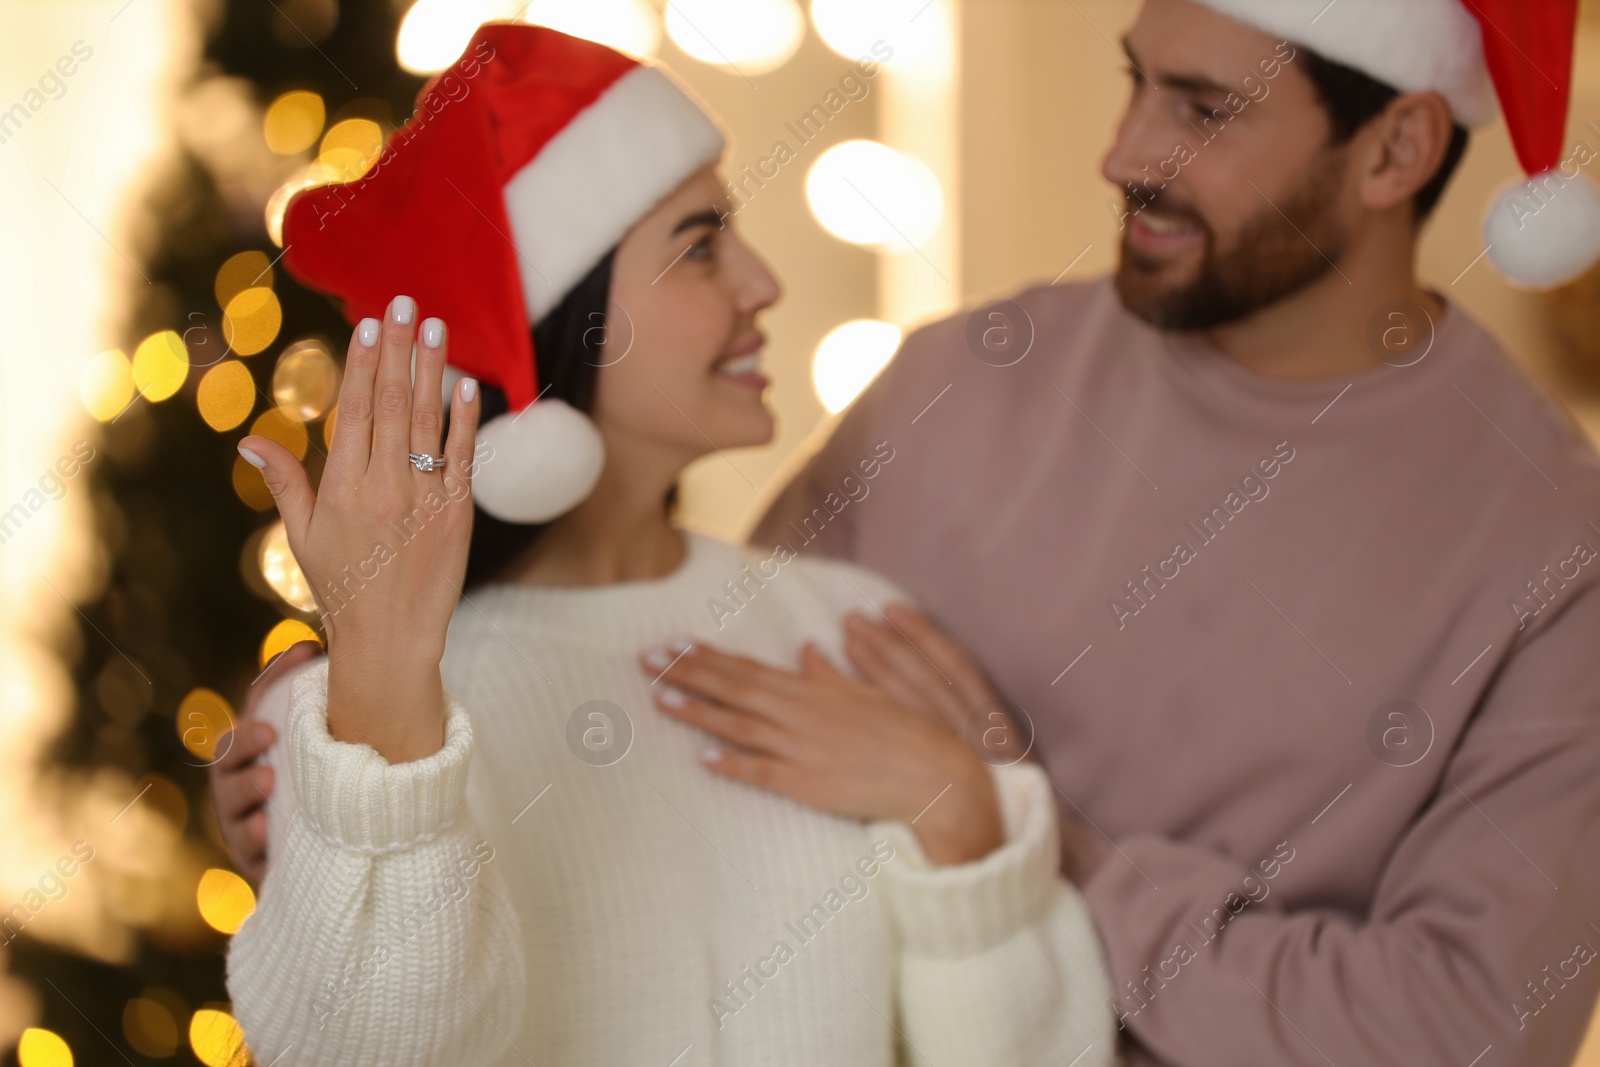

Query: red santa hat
[[1191, 0, 1600, 289], [281, 22, 727, 522]]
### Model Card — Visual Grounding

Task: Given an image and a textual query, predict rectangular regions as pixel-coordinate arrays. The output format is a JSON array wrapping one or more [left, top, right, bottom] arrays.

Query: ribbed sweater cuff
[[869, 761, 1060, 958], [286, 658, 473, 855]]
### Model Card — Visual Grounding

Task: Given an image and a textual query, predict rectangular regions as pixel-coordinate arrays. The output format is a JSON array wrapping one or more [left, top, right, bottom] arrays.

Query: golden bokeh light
[[232, 453, 276, 511], [176, 688, 235, 764], [123, 996, 180, 1058], [806, 140, 945, 248], [273, 339, 338, 420], [222, 288, 283, 356], [79, 348, 134, 421], [323, 402, 339, 448], [17, 1028, 72, 1067], [265, 166, 331, 247], [812, 319, 903, 413], [260, 520, 317, 612], [262, 618, 323, 668], [213, 250, 274, 309], [663, 0, 798, 72], [263, 89, 326, 154], [810, 0, 950, 72], [397, 0, 509, 73], [132, 331, 190, 402], [318, 118, 384, 182], [196, 868, 257, 935], [188, 1009, 248, 1067], [248, 408, 309, 460], [523, 0, 661, 59], [197, 361, 256, 432]]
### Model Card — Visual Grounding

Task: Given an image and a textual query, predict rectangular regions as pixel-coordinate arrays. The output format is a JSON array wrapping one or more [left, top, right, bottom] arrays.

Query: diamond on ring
[[408, 452, 447, 473]]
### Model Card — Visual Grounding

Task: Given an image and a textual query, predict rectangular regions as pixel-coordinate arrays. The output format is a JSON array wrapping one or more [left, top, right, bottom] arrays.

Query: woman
[[224, 22, 1113, 1067]]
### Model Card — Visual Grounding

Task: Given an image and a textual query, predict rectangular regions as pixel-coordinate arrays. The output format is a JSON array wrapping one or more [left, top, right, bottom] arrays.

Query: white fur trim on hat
[[472, 399, 606, 523], [502, 65, 728, 323], [1189, 0, 1498, 128], [1484, 171, 1600, 289]]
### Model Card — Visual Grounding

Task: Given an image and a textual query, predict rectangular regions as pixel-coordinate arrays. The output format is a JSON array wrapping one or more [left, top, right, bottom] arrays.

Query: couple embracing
[[220, 3, 1600, 1065]]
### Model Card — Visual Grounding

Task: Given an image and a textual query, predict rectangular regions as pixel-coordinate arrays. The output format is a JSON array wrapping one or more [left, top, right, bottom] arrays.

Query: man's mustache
[[1123, 187, 1205, 225]]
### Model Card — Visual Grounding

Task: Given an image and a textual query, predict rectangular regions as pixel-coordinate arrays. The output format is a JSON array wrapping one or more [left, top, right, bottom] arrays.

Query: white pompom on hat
[[283, 23, 728, 522], [1191, 0, 1600, 289]]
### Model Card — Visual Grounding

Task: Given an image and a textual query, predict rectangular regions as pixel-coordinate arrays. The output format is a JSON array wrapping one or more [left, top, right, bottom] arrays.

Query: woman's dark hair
[[458, 247, 674, 591], [1298, 46, 1470, 222]]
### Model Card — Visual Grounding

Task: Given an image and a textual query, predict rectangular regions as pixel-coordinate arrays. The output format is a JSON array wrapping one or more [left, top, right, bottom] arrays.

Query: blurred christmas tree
[[4, 0, 425, 1063]]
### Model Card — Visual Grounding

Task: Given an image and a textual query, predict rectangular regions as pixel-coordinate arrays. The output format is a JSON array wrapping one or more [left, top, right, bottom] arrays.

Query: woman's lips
[[714, 349, 768, 390]]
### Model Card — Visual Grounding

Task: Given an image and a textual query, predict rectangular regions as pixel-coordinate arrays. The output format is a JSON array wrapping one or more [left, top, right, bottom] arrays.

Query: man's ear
[[1356, 90, 1456, 216]]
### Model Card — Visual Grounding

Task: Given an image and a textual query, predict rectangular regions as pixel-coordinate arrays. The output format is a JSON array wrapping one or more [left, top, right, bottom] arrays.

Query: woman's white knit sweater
[[226, 529, 1115, 1067]]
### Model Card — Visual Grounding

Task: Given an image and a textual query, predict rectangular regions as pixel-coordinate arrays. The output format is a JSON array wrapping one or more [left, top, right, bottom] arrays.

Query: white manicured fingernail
[[702, 746, 723, 763], [357, 317, 380, 347], [237, 445, 266, 469], [644, 650, 671, 670], [390, 295, 415, 325], [460, 377, 477, 403], [670, 637, 695, 655], [660, 686, 686, 708], [421, 317, 444, 349]]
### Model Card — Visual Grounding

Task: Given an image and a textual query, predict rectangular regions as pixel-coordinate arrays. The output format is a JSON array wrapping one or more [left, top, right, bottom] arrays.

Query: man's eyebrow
[[671, 209, 726, 236], [1120, 35, 1232, 95]]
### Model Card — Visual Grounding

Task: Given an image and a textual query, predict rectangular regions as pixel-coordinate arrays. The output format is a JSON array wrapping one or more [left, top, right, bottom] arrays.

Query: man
[[731, 1, 1600, 1063]]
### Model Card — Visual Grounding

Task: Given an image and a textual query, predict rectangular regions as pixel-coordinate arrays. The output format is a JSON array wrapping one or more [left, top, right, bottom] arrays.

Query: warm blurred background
[[2, 0, 1598, 1064]]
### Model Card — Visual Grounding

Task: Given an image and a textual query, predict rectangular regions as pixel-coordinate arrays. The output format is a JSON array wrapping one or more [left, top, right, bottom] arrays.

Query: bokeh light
[[262, 618, 322, 668], [522, 0, 660, 59], [17, 1028, 72, 1067], [196, 868, 256, 935], [198, 361, 256, 432], [265, 165, 331, 247], [123, 995, 180, 1058], [260, 520, 317, 612], [263, 90, 326, 154], [323, 403, 339, 449], [177, 688, 235, 764], [249, 408, 309, 460], [214, 250, 274, 309], [809, 0, 950, 72], [805, 140, 944, 248], [136, 773, 190, 835], [222, 288, 283, 357], [812, 319, 901, 413], [188, 1009, 248, 1067], [665, 0, 802, 73], [79, 348, 135, 422], [272, 339, 339, 420], [396, 0, 516, 74], [318, 117, 383, 182], [132, 331, 190, 402]]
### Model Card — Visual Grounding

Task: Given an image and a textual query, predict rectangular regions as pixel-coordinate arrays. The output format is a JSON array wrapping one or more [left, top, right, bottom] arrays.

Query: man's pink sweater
[[754, 278, 1600, 1067]]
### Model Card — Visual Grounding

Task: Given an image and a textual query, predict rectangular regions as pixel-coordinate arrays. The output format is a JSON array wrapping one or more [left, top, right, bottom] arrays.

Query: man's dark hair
[[1298, 46, 1470, 222]]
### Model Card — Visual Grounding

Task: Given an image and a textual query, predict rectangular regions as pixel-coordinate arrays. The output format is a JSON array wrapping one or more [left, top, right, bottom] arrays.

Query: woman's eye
[[685, 235, 715, 261]]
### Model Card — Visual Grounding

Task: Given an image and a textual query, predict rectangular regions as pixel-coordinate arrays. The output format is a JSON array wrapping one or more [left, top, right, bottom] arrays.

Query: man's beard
[[1113, 160, 1348, 331]]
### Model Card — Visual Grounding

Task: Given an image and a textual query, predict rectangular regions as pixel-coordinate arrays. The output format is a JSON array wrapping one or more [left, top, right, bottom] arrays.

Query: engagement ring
[[408, 452, 447, 473]]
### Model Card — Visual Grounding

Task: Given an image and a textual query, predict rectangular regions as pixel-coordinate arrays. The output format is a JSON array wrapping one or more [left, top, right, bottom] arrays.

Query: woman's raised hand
[[237, 295, 481, 763]]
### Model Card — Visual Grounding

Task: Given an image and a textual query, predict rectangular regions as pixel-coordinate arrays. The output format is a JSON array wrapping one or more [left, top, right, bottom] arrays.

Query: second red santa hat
[[1192, 0, 1600, 289], [282, 22, 727, 522]]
